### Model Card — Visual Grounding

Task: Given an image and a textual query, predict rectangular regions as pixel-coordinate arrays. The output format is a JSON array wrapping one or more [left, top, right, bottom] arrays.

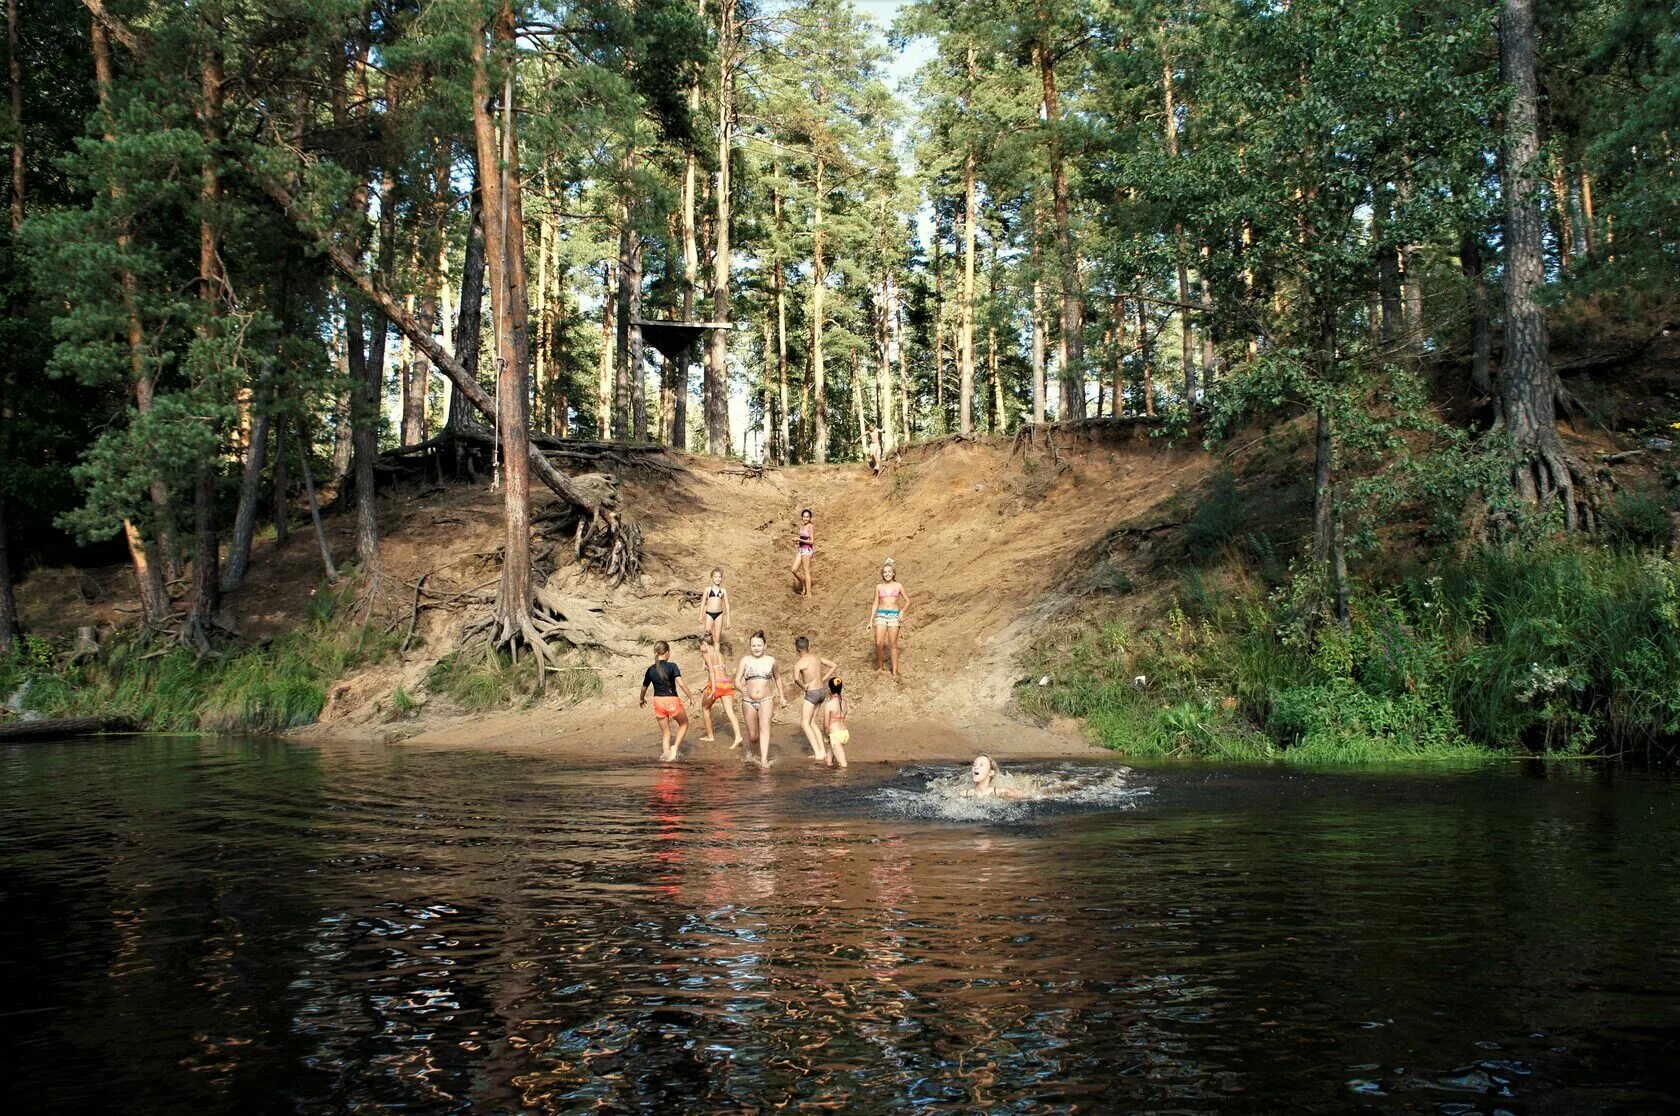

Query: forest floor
[[14, 318, 1675, 763]]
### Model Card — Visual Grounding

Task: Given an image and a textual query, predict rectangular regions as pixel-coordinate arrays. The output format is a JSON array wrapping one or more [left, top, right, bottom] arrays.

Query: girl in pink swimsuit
[[791, 508, 815, 596], [867, 559, 912, 679]]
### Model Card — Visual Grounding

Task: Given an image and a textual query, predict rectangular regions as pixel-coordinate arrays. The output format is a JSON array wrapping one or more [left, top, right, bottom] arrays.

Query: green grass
[[1022, 541, 1680, 763], [425, 646, 601, 713]]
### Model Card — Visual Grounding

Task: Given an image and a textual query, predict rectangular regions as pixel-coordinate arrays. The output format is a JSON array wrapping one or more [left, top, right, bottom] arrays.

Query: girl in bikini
[[638, 640, 696, 763], [732, 630, 786, 768], [698, 631, 743, 748], [822, 676, 850, 768], [790, 635, 838, 763], [963, 754, 1035, 800], [699, 566, 731, 644], [791, 508, 815, 596], [866, 559, 912, 679]]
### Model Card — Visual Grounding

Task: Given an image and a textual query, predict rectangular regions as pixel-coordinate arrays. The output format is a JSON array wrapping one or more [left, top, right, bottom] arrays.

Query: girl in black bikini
[[733, 630, 786, 768], [700, 566, 731, 644]]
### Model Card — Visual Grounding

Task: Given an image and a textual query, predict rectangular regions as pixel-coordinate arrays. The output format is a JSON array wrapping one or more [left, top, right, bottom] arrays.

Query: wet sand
[[299, 705, 1100, 765]]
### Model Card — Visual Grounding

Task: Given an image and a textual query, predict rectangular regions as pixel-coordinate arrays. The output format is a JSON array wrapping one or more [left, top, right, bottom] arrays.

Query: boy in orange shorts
[[639, 640, 695, 762]]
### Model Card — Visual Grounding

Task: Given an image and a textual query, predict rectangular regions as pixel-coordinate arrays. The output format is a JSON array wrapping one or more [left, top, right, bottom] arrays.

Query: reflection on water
[[3, 739, 1680, 1112]]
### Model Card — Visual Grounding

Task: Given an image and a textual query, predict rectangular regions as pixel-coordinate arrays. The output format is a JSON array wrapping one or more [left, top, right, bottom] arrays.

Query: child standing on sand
[[733, 630, 786, 768], [638, 641, 695, 763], [790, 635, 838, 763], [867, 559, 912, 680], [822, 676, 850, 768], [699, 567, 731, 644], [698, 631, 743, 748]]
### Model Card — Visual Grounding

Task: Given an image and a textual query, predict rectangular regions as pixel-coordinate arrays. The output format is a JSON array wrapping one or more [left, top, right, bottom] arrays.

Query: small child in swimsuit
[[791, 635, 837, 763], [963, 754, 1035, 799], [822, 676, 850, 768], [639, 640, 695, 763], [698, 631, 742, 748], [699, 566, 730, 644], [867, 560, 911, 679]]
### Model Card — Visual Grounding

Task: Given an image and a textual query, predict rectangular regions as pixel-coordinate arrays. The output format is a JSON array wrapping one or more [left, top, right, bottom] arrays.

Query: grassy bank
[[1022, 542, 1680, 763], [0, 584, 398, 733], [0, 576, 606, 734]]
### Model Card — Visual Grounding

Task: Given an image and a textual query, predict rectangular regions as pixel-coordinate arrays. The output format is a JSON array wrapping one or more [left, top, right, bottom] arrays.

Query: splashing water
[[871, 762, 1150, 822]]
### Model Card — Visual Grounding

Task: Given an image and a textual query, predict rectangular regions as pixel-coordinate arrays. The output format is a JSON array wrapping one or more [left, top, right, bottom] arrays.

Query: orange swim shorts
[[652, 696, 684, 720], [706, 680, 736, 700]]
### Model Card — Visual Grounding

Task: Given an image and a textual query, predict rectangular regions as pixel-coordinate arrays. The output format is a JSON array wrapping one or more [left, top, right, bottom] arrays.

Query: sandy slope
[[372, 426, 1215, 761]]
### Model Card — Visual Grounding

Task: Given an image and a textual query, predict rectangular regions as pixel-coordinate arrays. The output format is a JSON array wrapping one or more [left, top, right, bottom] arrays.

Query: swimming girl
[[822, 676, 850, 768], [963, 754, 1036, 800], [791, 508, 815, 596], [790, 635, 838, 763], [732, 630, 786, 768], [866, 559, 912, 679], [638, 641, 695, 763], [698, 630, 743, 748], [699, 566, 731, 643]]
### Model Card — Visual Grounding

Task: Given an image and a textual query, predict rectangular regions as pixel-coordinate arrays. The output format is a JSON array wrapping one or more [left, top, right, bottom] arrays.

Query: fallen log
[[0, 715, 140, 742]]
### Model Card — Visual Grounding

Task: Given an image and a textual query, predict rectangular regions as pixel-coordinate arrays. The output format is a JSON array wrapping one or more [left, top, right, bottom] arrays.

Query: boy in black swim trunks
[[790, 635, 838, 763]]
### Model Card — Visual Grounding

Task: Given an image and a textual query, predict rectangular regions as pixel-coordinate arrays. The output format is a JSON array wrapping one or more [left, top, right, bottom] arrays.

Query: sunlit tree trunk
[[474, 8, 543, 660], [1030, 197, 1047, 425], [1037, 31, 1083, 420], [705, 0, 735, 454], [958, 45, 977, 438], [448, 187, 486, 433], [811, 150, 828, 463], [1112, 294, 1126, 417], [183, 10, 226, 649], [1137, 296, 1155, 418], [597, 259, 613, 439], [91, 18, 170, 623], [772, 172, 790, 463]]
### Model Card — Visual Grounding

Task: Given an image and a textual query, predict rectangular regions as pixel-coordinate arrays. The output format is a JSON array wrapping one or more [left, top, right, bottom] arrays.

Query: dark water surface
[[3, 738, 1679, 1113]]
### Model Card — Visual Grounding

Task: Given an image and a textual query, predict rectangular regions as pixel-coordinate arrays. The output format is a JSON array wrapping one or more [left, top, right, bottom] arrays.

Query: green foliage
[[1183, 471, 1241, 562], [1024, 543, 1680, 762], [2, 619, 396, 733], [1600, 488, 1674, 552]]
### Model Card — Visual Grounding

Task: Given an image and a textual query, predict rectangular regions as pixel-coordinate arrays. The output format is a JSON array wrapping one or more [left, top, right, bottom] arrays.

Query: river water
[[3, 737, 1678, 1113]]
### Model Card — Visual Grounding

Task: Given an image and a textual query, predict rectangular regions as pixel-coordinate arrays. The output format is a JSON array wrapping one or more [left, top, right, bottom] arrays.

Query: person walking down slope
[[791, 508, 815, 597], [639, 641, 695, 763]]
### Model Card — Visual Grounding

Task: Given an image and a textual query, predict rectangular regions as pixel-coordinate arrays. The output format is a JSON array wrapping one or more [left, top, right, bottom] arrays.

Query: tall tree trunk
[[1578, 169, 1597, 260], [675, 18, 701, 450], [0, 0, 20, 650], [704, 0, 735, 454], [1030, 197, 1047, 425], [1548, 151, 1573, 272], [880, 274, 899, 455], [533, 210, 552, 435], [1497, 0, 1580, 525], [1374, 186, 1403, 341], [1038, 31, 1084, 420], [474, 9, 542, 661], [447, 187, 486, 432], [597, 259, 614, 439], [958, 44, 977, 438], [221, 387, 270, 592], [91, 18, 170, 621], [1161, 41, 1195, 404], [184, 13, 225, 648], [1200, 245, 1216, 392], [1137, 296, 1155, 418], [613, 149, 636, 439], [1112, 294, 1127, 417], [811, 152, 828, 463], [6, 0, 19, 233], [932, 222, 946, 427], [772, 171, 790, 464], [352, 165, 395, 568]]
